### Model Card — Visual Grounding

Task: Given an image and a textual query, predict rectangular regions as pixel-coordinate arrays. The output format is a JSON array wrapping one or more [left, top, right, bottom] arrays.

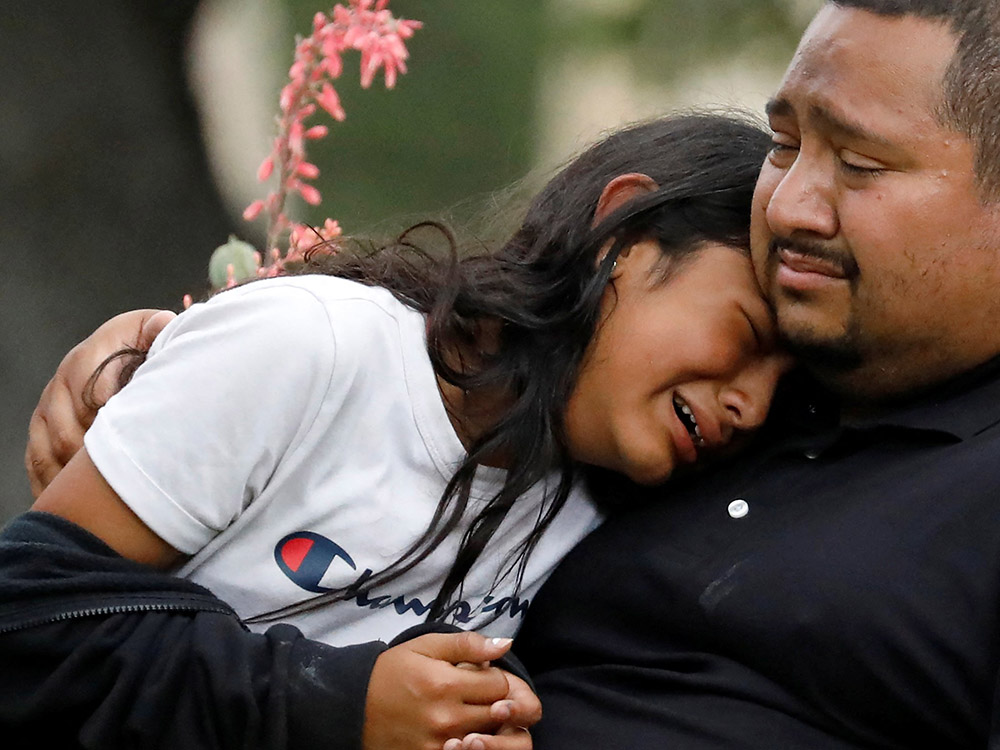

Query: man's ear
[[592, 173, 659, 227]]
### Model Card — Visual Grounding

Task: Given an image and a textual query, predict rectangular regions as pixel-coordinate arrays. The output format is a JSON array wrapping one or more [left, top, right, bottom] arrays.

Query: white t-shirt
[[85, 276, 601, 646]]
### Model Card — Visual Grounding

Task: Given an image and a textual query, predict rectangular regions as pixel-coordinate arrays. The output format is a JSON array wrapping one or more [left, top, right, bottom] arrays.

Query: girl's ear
[[592, 173, 659, 227]]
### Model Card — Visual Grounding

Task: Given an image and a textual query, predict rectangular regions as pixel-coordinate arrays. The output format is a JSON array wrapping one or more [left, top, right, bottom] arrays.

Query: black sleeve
[[990, 663, 1000, 750], [0, 512, 387, 750]]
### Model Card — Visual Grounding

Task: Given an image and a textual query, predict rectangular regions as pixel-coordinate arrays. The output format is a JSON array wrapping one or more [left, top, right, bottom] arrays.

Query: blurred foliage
[[270, 0, 816, 241], [281, 0, 544, 237], [550, 0, 813, 83], [634, 0, 813, 77]]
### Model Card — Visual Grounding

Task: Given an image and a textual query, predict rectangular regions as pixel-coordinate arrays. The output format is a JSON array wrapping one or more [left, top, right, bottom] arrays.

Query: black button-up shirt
[[517, 360, 1000, 749]]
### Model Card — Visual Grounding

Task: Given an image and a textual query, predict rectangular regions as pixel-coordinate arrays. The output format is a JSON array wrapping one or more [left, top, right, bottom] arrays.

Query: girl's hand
[[443, 671, 541, 750], [363, 631, 529, 750], [25, 309, 175, 497], [445, 725, 534, 750]]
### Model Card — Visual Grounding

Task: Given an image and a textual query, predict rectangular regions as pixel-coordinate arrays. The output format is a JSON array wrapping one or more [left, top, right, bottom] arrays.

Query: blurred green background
[[0, 0, 819, 521], [211, 0, 816, 237]]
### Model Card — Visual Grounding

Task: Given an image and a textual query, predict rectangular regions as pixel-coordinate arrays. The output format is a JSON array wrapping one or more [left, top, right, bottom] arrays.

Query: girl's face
[[564, 242, 792, 485]]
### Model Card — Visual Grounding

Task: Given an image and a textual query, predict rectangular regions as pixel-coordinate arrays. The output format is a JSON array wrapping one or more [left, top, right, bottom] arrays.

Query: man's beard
[[763, 236, 865, 375], [778, 317, 865, 376]]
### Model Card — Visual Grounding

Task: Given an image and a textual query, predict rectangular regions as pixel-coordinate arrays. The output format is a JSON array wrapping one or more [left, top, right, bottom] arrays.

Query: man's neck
[[832, 351, 1000, 422]]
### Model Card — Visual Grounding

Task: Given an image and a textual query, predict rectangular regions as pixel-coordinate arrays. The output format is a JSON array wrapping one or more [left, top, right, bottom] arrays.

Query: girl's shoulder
[[166, 276, 420, 350], [211, 275, 419, 331], [150, 275, 427, 398]]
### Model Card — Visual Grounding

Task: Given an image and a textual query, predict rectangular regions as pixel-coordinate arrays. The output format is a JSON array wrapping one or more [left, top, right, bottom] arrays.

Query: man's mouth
[[778, 248, 847, 278], [770, 239, 858, 280], [673, 393, 704, 447], [767, 240, 859, 294]]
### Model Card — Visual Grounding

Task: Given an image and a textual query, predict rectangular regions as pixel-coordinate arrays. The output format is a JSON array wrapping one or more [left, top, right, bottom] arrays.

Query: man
[[514, 1, 1000, 747], [12, 0, 1000, 748]]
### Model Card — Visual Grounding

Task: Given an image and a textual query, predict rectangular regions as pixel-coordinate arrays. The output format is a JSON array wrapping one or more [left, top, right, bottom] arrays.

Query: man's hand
[[25, 309, 176, 497], [363, 631, 538, 750]]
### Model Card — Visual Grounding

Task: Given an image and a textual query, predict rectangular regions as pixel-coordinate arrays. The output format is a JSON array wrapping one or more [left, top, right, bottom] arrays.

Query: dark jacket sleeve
[[0, 511, 387, 750]]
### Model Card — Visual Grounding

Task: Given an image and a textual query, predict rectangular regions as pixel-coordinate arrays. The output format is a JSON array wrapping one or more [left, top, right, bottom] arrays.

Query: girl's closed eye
[[27, 113, 783, 749]]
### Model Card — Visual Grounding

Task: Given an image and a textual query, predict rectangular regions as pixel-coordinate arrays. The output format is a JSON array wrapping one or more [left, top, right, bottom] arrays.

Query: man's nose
[[763, 154, 839, 240]]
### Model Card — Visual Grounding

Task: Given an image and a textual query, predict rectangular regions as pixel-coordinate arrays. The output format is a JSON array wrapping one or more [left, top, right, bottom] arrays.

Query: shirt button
[[728, 499, 749, 519]]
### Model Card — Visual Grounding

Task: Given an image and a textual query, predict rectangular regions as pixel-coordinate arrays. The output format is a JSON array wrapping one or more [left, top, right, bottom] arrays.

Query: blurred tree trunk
[[0, 0, 237, 520]]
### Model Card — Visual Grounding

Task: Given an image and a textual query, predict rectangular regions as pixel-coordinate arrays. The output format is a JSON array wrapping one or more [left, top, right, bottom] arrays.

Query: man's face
[[751, 4, 1000, 401]]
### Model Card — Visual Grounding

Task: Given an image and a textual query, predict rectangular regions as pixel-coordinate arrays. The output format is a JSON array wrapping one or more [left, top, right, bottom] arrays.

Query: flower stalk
[[203, 0, 421, 301]]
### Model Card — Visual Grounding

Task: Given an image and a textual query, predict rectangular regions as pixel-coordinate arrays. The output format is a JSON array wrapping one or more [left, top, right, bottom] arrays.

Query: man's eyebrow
[[765, 97, 895, 148]]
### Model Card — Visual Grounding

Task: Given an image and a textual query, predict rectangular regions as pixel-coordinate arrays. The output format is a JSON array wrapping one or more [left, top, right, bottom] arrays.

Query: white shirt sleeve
[[85, 279, 338, 555]]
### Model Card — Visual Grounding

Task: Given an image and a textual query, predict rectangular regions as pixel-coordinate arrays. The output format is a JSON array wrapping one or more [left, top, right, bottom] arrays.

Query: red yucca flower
[[201, 0, 421, 303]]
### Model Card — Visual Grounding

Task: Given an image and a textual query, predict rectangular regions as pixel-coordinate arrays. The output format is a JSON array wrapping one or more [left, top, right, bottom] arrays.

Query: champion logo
[[273, 531, 530, 623], [274, 531, 356, 593]]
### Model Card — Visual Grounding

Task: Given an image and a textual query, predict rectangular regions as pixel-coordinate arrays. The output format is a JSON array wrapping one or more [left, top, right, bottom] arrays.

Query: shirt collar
[[772, 353, 1000, 443], [842, 353, 1000, 440]]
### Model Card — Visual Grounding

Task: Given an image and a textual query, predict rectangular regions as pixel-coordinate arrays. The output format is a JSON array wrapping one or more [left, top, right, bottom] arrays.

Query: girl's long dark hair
[[96, 112, 771, 625], [247, 111, 771, 623]]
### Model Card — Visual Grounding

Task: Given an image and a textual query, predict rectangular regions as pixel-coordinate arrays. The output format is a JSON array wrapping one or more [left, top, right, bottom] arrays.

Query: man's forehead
[[789, 3, 958, 75], [770, 5, 957, 130]]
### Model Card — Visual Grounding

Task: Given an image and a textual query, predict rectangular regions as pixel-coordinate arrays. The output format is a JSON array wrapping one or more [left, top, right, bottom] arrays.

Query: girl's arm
[[27, 306, 186, 567], [28, 283, 337, 563], [0, 511, 538, 750], [0, 510, 385, 749], [32, 447, 181, 568], [20, 301, 541, 749]]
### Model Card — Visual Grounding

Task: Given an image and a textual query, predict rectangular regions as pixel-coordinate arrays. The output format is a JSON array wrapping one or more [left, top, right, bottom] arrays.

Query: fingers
[[25, 412, 59, 498], [25, 375, 85, 498], [490, 673, 541, 728], [448, 662, 511, 706], [411, 630, 513, 665], [467, 674, 540, 750], [437, 704, 502, 737], [364, 634, 533, 750], [440, 665, 540, 750], [23, 308, 173, 497], [364, 642, 512, 750], [86, 308, 174, 407], [406, 632, 513, 705], [456, 661, 491, 671], [136, 310, 177, 350], [447, 726, 533, 750]]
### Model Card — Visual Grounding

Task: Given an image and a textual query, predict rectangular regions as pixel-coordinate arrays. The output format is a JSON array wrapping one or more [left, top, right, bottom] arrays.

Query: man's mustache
[[768, 237, 860, 280]]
